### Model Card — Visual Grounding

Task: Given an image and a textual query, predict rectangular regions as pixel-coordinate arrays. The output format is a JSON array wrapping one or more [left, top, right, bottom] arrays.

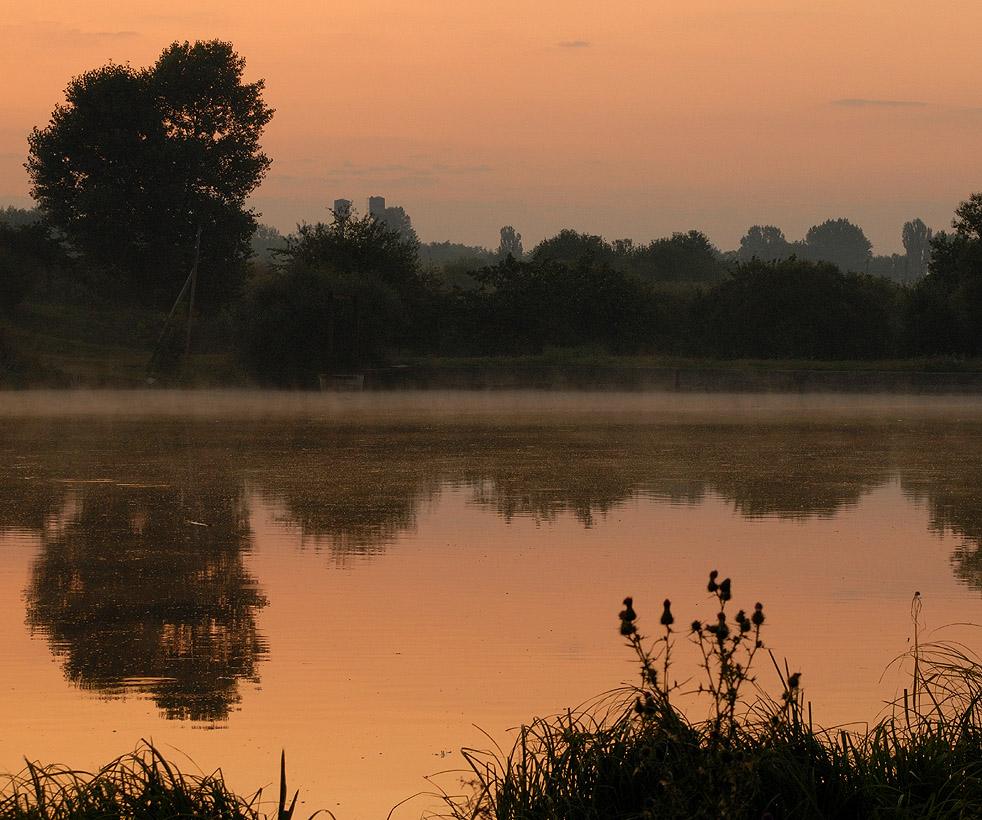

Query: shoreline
[[359, 364, 982, 393]]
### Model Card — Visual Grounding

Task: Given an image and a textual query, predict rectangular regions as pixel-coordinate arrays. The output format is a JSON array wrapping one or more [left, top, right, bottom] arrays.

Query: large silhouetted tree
[[26, 40, 273, 309], [737, 225, 793, 262], [800, 218, 872, 273]]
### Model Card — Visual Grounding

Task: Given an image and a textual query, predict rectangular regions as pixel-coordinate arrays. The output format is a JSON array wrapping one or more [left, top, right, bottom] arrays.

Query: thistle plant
[[619, 594, 680, 724], [451, 575, 982, 820], [692, 571, 768, 741], [622, 571, 772, 744]]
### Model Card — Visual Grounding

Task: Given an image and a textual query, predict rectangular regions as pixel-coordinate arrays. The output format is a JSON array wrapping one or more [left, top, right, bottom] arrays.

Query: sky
[[2, 0, 981, 254]]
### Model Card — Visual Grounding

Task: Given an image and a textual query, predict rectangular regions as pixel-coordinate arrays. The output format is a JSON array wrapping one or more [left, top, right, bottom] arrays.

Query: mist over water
[[2, 388, 981, 422]]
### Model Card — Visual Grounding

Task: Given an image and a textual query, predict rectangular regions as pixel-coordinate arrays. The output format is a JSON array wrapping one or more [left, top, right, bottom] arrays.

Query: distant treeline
[[253, 212, 927, 287], [231, 200, 979, 385], [1, 199, 979, 386]]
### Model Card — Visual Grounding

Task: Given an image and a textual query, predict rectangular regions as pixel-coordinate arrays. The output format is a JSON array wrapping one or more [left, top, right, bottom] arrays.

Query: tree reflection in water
[[445, 424, 892, 525], [7, 410, 982, 721], [896, 421, 982, 591], [252, 419, 982, 597], [25, 472, 267, 722]]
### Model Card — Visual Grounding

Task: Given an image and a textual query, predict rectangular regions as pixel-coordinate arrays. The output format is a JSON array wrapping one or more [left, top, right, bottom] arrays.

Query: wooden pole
[[184, 224, 203, 364]]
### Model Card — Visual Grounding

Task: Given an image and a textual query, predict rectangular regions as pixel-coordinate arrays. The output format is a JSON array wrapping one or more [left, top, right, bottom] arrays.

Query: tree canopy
[[952, 193, 982, 241], [737, 225, 792, 262], [701, 257, 898, 359], [529, 228, 725, 284], [26, 40, 273, 309], [902, 218, 932, 280], [799, 218, 872, 273], [904, 194, 982, 355], [497, 226, 524, 260]]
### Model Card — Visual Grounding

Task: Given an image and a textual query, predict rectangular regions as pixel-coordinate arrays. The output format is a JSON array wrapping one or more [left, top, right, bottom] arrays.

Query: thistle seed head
[[719, 577, 731, 601]]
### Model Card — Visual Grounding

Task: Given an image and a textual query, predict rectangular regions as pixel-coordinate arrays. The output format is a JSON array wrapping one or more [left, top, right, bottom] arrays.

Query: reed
[[448, 574, 982, 820]]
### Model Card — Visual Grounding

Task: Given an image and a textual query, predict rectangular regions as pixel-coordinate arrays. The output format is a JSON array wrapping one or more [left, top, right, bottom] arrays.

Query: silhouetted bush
[[453, 256, 670, 355], [0, 221, 69, 313], [904, 230, 982, 356], [699, 257, 900, 359], [231, 265, 403, 386]]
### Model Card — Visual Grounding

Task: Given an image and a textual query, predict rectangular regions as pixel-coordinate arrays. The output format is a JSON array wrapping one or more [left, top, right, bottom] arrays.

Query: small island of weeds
[[1, 574, 980, 819], [446, 574, 982, 820]]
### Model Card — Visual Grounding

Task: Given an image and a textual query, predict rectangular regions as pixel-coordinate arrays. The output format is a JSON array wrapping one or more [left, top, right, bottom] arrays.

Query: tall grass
[[448, 574, 982, 820], [0, 743, 326, 820]]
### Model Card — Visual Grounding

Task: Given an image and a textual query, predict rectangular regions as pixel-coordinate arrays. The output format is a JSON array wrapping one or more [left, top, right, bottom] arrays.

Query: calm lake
[[1, 390, 981, 819]]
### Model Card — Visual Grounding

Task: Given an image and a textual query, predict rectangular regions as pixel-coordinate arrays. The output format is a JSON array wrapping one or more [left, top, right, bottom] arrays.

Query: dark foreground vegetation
[[3, 576, 980, 820], [441, 577, 982, 820], [0, 747, 308, 820]]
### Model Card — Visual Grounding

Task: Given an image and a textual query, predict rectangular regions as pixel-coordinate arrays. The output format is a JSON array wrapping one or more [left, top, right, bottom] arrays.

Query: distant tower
[[333, 199, 352, 220], [368, 196, 386, 219]]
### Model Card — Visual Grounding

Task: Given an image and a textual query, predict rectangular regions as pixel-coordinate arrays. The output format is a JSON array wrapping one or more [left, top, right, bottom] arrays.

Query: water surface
[[1, 391, 981, 819]]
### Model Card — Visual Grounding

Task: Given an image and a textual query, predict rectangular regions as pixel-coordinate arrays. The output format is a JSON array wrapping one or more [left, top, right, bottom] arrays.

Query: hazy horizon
[[3, 1, 980, 255]]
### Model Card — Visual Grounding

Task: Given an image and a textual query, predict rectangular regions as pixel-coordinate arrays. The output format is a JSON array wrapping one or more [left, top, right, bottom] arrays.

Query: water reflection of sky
[[0, 393, 981, 819]]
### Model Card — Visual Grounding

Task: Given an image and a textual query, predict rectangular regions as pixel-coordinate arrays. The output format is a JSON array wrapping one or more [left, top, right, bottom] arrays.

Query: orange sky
[[3, 0, 981, 253]]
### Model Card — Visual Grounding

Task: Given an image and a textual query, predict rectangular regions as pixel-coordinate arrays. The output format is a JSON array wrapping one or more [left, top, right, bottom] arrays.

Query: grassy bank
[[405, 350, 982, 374], [4, 293, 982, 390], [1, 297, 246, 388], [443, 576, 982, 820]]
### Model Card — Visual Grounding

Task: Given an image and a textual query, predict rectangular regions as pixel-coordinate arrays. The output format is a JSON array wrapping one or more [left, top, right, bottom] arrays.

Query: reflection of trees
[[250, 418, 981, 606], [248, 425, 444, 556], [699, 425, 893, 519], [8, 413, 982, 672], [0, 471, 68, 534], [0, 418, 900, 555], [446, 424, 891, 525], [245, 422, 896, 542], [450, 426, 647, 527], [21, 421, 267, 722], [0, 420, 71, 533], [897, 423, 982, 592]]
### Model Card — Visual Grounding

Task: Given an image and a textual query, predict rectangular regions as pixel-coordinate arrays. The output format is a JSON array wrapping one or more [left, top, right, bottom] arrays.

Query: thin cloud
[[831, 98, 929, 108], [80, 29, 140, 40], [271, 161, 495, 187], [558, 40, 591, 48], [3, 22, 139, 44], [433, 163, 494, 175]]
